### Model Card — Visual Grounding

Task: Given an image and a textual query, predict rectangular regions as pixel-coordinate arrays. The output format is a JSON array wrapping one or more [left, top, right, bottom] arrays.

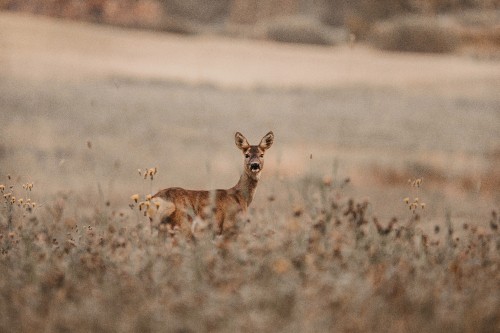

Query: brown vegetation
[[1, 174, 499, 332], [369, 16, 460, 53], [261, 16, 344, 45]]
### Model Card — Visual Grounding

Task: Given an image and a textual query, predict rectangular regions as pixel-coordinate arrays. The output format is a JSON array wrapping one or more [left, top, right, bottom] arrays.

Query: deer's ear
[[235, 132, 250, 150], [259, 131, 274, 151]]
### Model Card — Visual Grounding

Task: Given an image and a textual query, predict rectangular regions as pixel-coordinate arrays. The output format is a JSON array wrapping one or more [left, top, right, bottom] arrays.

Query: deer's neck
[[233, 172, 259, 207]]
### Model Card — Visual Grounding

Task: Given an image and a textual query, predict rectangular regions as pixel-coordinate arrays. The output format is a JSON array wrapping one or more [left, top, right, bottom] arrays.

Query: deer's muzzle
[[250, 162, 261, 172]]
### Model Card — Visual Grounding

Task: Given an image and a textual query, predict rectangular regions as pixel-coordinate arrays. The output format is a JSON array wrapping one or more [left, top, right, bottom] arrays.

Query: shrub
[[158, 0, 231, 24], [263, 16, 341, 46], [369, 15, 460, 53]]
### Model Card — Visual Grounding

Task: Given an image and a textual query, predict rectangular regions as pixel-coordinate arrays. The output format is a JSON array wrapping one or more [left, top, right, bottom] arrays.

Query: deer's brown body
[[151, 131, 274, 236]]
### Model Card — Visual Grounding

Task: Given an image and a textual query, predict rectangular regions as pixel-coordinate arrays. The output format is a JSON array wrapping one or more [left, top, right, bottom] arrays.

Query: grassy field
[[1, 12, 499, 332]]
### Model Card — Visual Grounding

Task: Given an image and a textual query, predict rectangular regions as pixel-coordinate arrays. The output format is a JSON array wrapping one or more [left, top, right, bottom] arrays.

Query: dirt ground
[[1, 11, 499, 222]]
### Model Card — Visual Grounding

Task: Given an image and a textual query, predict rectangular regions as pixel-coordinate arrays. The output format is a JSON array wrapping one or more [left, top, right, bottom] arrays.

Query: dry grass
[[1, 175, 499, 332]]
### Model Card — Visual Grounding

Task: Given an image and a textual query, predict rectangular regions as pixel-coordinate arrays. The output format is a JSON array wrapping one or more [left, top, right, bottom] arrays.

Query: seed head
[[138, 201, 150, 211], [130, 194, 140, 203], [322, 176, 333, 186], [22, 183, 34, 191], [272, 258, 291, 274], [293, 205, 304, 217], [146, 207, 156, 218]]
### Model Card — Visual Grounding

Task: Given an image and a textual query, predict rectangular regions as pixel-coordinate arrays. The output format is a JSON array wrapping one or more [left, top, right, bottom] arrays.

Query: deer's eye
[[260, 154, 264, 158], [245, 154, 250, 158]]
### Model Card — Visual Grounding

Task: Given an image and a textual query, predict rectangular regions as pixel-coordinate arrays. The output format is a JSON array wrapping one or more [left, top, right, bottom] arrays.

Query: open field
[[1, 12, 500, 332]]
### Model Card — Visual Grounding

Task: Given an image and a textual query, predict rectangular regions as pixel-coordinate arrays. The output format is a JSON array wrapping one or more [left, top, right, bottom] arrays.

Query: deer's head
[[235, 131, 274, 180]]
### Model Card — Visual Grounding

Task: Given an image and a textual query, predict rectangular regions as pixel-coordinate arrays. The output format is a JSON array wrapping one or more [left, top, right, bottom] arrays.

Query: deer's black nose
[[250, 162, 260, 170]]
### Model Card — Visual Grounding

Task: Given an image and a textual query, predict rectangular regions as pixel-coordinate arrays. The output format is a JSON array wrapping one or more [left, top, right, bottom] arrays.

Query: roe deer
[[151, 131, 274, 236]]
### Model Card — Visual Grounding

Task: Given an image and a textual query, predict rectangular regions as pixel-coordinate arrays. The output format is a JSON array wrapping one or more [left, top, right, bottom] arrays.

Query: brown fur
[[151, 131, 274, 236]]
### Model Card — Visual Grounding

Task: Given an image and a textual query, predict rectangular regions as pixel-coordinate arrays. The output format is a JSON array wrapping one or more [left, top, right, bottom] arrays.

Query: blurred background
[[0, 0, 499, 223], [1, 0, 499, 53]]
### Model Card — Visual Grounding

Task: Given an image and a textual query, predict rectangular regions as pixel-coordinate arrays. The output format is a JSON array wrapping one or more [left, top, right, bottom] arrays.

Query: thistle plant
[[129, 167, 159, 221], [404, 178, 426, 214], [1, 177, 38, 230]]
